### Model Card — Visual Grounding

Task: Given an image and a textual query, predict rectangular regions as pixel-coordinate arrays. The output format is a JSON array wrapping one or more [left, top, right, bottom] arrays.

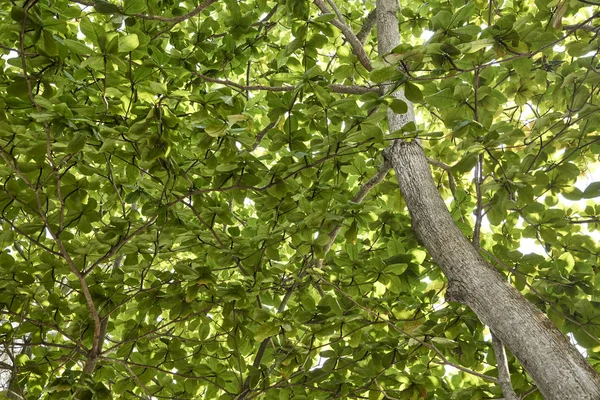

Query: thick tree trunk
[[384, 141, 600, 399], [376, 0, 600, 398]]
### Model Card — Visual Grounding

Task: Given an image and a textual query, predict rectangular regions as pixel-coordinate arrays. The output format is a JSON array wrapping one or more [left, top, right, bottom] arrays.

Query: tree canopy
[[0, 0, 600, 398]]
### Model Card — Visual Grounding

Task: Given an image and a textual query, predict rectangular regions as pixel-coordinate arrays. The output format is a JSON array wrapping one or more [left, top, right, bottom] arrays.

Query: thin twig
[[472, 153, 483, 246], [563, 24, 600, 33], [192, 71, 376, 94], [492, 331, 519, 400], [325, 0, 345, 23], [0, 44, 36, 57], [426, 157, 456, 197], [121, 362, 153, 399], [252, 120, 277, 151], [325, 159, 391, 254]]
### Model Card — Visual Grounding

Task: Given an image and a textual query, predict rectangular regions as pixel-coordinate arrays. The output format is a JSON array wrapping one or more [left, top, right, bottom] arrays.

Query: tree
[[0, 0, 599, 398]]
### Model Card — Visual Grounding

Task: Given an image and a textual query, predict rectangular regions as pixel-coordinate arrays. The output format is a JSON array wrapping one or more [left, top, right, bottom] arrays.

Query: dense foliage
[[0, 0, 599, 398]]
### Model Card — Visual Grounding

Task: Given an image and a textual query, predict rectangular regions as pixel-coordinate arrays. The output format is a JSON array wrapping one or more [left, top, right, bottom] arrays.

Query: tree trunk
[[376, 0, 600, 398]]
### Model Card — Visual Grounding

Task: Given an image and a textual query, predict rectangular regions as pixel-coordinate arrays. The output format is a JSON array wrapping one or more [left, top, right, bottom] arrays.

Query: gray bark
[[376, 0, 600, 398], [376, 0, 414, 128], [491, 331, 518, 400], [357, 10, 376, 44]]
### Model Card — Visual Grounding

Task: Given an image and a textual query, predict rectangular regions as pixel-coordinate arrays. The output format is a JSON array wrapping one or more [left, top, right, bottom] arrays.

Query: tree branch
[[325, 0, 345, 22], [378, 0, 600, 396], [563, 24, 600, 33], [324, 159, 391, 254], [568, 218, 600, 224], [120, 362, 153, 399], [492, 331, 519, 400], [192, 71, 376, 94], [472, 154, 483, 246], [330, 83, 378, 94], [313, 0, 373, 71], [357, 10, 377, 44], [426, 156, 457, 197], [252, 120, 277, 151]]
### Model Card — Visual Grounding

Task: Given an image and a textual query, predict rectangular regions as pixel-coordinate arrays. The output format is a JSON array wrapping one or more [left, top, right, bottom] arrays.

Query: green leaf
[[149, 81, 167, 95], [451, 2, 476, 25], [254, 322, 279, 342], [94, 0, 122, 14], [386, 263, 408, 275], [123, 0, 146, 14], [572, 86, 589, 109], [562, 187, 582, 201], [370, 65, 399, 84], [80, 17, 105, 45], [118, 34, 139, 52], [388, 98, 408, 114], [0, 3, 597, 398], [424, 88, 454, 108], [432, 10, 452, 30], [313, 13, 336, 23], [582, 182, 600, 199], [0, 253, 15, 269], [404, 82, 423, 102], [457, 39, 495, 53], [205, 123, 227, 137], [128, 120, 149, 138], [43, 30, 58, 56], [63, 39, 92, 55], [512, 58, 533, 77]]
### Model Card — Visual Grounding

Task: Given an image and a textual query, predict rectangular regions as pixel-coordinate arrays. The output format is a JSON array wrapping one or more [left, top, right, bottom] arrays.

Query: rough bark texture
[[376, 0, 600, 398], [357, 10, 377, 44], [376, 0, 414, 128]]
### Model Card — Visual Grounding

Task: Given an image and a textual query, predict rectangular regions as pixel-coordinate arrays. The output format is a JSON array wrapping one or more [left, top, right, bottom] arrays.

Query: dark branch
[[563, 24, 600, 33]]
